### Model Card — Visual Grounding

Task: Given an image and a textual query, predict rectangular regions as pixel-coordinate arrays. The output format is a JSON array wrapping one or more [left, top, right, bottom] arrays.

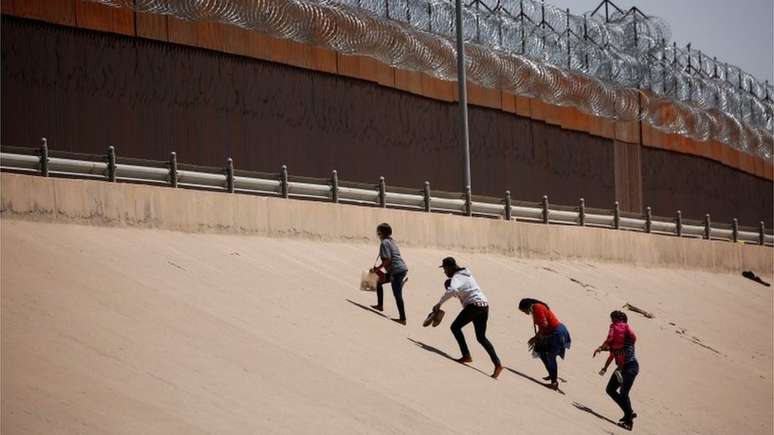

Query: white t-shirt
[[437, 269, 489, 308]]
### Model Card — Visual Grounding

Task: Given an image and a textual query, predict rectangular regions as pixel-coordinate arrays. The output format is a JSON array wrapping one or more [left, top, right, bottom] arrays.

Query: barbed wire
[[94, 0, 773, 160]]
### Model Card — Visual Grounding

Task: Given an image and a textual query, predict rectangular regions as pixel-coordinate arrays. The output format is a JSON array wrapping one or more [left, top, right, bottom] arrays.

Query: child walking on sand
[[596, 310, 633, 378], [593, 310, 639, 431]]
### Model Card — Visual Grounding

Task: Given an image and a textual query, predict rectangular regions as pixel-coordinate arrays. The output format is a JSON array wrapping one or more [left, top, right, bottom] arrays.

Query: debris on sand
[[684, 335, 723, 356], [168, 260, 186, 271], [570, 277, 595, 290], [742, 271, 770, 287], [623, 303, 655, 319], [671, 325, 724, 356]]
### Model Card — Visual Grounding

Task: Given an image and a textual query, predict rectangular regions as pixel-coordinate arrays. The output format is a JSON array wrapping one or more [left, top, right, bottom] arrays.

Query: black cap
[[439, 257, 459, 269]]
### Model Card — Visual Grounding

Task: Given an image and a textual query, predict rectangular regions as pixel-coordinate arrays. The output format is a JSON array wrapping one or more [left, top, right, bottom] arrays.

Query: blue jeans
[[377, 270, 407, 320], [537, 323, 571, 382]]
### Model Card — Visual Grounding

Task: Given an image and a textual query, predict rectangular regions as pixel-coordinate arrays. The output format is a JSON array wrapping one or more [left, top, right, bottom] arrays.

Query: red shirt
[[532, 303, 560, 335], [604, 322, 637, 367]]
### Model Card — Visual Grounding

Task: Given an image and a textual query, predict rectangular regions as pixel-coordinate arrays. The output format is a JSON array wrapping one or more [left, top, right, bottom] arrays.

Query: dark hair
[[376, 223, 392, 237], [610, 310, 628, 323], [444, 278, 452, 289], [518, 298, 549, 311]]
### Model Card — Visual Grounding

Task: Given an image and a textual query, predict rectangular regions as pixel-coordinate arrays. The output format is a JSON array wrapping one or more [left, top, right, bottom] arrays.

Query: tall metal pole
[[455, 0, 472, 192]]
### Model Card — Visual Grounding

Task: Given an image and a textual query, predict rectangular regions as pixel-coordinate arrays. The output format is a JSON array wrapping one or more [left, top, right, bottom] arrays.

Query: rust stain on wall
[[2, 16, 770, 225]]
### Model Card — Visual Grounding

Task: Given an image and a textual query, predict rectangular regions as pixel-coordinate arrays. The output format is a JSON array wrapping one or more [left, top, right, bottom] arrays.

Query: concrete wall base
[[2, 172, 771, 274]]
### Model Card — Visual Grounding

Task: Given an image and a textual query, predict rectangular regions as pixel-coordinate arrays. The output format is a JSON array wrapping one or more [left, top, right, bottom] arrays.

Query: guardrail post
[[423, 181, 431, 212], [39, 138, 49, 177], [465, 186, 472, 216], [281, 165, 289, 198], [542, 195, 549, 224], [504, 190, 512, 221], [703, 213, 711, 240], [731, 218, 738, 242], [169, 152, 178, 188], [331, 170, 339, 203], [613, 201, 620, 229], [645, 206, 652, 233], [378, 176, 386, 208], [226, 158, 234, 193], [106, 146, 116, 182], [578, 198, 585, 226], [675, 210, 682, 237], [759, 221, 765, 245]]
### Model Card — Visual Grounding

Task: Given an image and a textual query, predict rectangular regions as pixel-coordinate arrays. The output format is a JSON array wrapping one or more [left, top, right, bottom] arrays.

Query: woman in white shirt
[[434, 257, 503, 379]]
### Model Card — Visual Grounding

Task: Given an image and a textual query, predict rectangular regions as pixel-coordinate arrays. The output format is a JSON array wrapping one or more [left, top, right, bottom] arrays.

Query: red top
[[604, 322, 637, 367], [605, 322, 630, 349], [532, 303, 560, 335]]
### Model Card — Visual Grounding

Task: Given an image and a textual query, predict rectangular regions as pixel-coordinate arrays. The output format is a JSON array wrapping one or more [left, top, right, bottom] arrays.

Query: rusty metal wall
[[641, 148, 772, 227], [1, 16, 616, 208], [3, 16, 769, 225]]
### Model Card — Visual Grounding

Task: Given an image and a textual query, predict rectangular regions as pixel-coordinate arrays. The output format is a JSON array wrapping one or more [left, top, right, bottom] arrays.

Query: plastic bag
[[360, 270, 379, 291]]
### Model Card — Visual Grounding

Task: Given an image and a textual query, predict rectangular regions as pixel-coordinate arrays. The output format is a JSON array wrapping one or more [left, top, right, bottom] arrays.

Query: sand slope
[[2, 219, 772, 434]]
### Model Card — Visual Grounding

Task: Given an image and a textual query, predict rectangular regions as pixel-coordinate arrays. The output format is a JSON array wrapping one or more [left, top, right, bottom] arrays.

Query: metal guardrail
[[2, 142, 772, 247]]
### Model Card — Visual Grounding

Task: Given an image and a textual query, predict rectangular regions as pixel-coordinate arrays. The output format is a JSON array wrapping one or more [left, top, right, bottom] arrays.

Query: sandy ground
[[2, 218, 772, 434]]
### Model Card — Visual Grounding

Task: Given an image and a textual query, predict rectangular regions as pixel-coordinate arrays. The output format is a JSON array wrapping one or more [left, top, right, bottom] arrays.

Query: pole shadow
[[345, 298, 387, 319], [571, 401, 620, 427], [504, 367, 565, 395], [407, 338, 490, 377]]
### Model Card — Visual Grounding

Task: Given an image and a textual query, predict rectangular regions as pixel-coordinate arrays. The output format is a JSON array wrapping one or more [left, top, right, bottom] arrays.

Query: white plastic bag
[[360, 270, 379, 291]]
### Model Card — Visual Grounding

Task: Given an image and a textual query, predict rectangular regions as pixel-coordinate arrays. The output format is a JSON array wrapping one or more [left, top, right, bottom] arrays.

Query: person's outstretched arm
[[433, 278, 459, 310], [593, 342, 610, 357]]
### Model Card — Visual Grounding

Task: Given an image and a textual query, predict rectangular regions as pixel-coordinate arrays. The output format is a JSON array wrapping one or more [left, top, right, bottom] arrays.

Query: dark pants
[[450, 304, 500, 366], [536, 323, 571, 383], [376, 270, 407, 320], [606, 360, 639, 420], [539, 352, 558, 383]]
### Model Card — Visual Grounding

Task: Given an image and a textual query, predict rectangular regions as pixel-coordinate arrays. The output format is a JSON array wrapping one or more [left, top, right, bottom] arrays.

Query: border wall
[[1, 2, 772, 227]]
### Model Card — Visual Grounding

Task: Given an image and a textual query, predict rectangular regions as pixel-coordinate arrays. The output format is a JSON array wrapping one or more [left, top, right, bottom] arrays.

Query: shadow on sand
[[571, 401, 620, 427], [345, 299, 387, 319], [407, 338, 490, 377], [504, 367, 565, 395]]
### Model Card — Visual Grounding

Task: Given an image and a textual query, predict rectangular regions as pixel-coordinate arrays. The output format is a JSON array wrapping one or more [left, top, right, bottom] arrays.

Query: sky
[[545, 0, 774, 83]]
